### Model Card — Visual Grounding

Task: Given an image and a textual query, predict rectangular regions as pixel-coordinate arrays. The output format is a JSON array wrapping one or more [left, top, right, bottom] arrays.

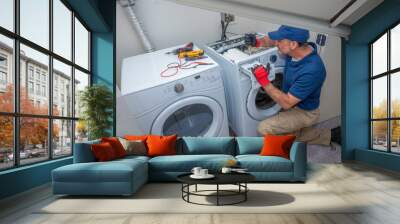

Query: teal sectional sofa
[[52, 137, 307, 196]]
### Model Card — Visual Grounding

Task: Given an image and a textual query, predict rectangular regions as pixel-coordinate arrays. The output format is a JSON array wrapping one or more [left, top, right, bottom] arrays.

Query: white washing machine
[[203, 35, 286, 136], [117, 44, 229, 137]]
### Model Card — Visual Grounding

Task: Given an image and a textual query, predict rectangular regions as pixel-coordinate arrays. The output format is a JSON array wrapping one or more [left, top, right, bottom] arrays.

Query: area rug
[[37, 183, 362, 214]]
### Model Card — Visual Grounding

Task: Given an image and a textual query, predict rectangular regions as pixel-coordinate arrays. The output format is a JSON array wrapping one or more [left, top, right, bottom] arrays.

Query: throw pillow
[[101, 137, 127, 158], [146, 135, 177, 157], [259, 134, 296, 159], [91, 142, 117, 162], [118, 137, 147, 156]]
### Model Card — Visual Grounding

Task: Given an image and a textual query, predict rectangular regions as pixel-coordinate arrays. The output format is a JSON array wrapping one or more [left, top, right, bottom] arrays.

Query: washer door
[[151, 96, 224, 137], [246, 67, 284, 121]]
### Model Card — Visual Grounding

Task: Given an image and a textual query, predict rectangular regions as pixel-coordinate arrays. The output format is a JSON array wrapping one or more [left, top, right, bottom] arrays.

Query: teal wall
[[91, 0, 116, 135], [344, 0, 400, 171], [0, 0, 115, 200], [0, 158, 72, 199]]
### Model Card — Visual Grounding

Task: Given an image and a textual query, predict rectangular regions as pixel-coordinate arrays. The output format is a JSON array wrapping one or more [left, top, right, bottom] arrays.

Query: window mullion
[[48, 0, 54, 160], [14, 0, 20, 167], [71, 10, 76, 155], [388, 30, 391, 152]]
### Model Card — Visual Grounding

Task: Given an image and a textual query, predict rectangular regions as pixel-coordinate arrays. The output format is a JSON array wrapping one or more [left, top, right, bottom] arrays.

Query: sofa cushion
[[236, 137, 263, 155], [53, 158, 147, 183], [147, 135, 177, 157], [236, 155, 293, 172], [149, 154, 235, 172], [73, 139, 100, 163], [101, 137, 127, 158], [91, 142, 118, 162], [180, 137, 235, 155], [118, 138, 147, 156], [260, 134, 296, 159]]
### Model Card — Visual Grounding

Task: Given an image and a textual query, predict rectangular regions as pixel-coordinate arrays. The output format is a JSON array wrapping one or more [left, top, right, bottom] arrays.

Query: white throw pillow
[[118, 137, 147, 156]]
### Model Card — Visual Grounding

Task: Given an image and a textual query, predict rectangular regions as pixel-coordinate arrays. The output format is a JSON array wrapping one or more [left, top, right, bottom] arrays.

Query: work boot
[[331, 126, 341, 145]]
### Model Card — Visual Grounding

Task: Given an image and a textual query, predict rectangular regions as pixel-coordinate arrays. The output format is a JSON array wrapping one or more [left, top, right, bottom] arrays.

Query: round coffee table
[[177, 173, 255, 206]]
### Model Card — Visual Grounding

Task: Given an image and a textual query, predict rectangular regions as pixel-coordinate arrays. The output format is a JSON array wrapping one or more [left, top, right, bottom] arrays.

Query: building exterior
[[0, 41, 81, 154]]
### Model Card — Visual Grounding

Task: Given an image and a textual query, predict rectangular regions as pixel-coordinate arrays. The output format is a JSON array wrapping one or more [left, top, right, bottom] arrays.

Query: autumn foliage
[[372, 99, 400, 141], [0, 84, 59, 150]]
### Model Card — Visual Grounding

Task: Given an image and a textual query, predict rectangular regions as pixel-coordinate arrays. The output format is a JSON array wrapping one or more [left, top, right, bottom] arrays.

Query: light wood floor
[[1, 162, 400, 224]]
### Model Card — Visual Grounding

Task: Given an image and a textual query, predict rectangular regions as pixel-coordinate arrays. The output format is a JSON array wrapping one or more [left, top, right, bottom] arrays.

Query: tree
[[79, 84, 113, 140], [0, 84, 59, 151], [372, 99, 400, 143]]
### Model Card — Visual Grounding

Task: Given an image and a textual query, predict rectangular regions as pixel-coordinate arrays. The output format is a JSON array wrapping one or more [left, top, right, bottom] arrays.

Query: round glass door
[[151, 96, 224, 137], [247, 67, 284, 120]]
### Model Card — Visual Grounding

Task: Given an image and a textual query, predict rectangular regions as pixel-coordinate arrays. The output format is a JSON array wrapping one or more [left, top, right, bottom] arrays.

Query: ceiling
[[167, 0, 384, 37], [224, 0, 352, 23]]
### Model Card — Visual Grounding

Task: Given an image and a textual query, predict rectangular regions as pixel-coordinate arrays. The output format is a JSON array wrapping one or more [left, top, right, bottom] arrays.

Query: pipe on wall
[[118, 0, 154, 52]]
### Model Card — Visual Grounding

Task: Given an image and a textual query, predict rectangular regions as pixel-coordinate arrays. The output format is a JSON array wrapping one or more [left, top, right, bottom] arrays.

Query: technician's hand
[[251, 64, 271, 87], [244, 33, 262, 47]]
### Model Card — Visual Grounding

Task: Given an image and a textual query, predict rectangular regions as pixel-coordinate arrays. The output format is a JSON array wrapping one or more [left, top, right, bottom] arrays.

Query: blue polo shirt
[[282, 42, 326, 111]]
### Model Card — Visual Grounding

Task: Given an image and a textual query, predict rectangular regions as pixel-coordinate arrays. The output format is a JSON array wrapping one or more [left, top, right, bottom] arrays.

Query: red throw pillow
[[101, 137, 127, 158], [259, 134, 296, 159], [146, 135, 177, 157], [91, 142, 117, 161]]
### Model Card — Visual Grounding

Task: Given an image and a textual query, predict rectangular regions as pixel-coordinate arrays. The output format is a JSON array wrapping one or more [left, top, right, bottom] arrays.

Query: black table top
[[177, 172, 255, 185]]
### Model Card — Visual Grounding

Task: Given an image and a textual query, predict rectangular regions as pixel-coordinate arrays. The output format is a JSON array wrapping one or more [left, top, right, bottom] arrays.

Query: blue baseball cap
[[268, 25, 310, 43]]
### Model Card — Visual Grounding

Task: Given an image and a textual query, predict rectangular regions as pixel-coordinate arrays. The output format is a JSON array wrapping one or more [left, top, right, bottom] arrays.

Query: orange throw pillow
[[101, 137, 127, 158], [146, 135, 177, 157], [259, 134, 296, 159], [91, 142, 117, 161]]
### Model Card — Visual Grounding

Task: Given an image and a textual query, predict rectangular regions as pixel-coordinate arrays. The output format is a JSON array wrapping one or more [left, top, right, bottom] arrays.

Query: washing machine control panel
[[163, 69, 221, 95], [208, 34, 268, 55], [174, 83, 184, 93]]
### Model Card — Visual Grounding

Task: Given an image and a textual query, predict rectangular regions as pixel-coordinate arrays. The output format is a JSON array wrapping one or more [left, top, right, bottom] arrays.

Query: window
[[53, 59, 72, 117], [36, 70, 41, 81], [28, 81, 34, 94], [0, 116, 13, 170], [74, 69, 89, 118], [0, 0, 14, 32], [42, 85, 46, 97], [75, 18, 89, 70], [53, 119, 72, 158], [36, 84, 40, 95], [53, 0, 72, 60], [0, 71, 6, 85], [20, 0, 49, 49], [0, 55, 7, 67], [29, 67, 34, 80], [370, 23, 400, 154], [0, 34, 13, 113], [0, 1, 91, 170]]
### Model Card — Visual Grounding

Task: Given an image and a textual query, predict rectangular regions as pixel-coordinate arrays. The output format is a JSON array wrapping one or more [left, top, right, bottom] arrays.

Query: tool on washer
[[178, 49, 205, 59], [166, 42, 194, 55]]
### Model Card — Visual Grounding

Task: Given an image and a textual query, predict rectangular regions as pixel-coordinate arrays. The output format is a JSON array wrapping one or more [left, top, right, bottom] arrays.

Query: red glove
[[251, 64, 270, 87], [255, 38, 262, 48]]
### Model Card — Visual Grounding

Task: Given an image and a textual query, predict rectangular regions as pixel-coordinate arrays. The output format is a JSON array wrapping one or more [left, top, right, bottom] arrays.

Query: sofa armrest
[[73, 140, 100, 163], [289, 141, 307, 181]]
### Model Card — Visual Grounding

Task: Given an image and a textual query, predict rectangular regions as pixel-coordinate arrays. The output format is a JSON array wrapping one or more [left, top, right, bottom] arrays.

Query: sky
[[0, 0, 89, 74], [372, 30, 400, 108]]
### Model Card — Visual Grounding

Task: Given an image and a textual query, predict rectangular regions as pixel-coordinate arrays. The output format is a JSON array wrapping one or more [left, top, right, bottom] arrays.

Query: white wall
[[116, 0, 342, 122]]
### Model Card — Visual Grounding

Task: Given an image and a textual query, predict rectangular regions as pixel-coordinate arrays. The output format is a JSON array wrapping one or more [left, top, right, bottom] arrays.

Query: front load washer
[[203, 35, 286, 136], [117, 44, 229, 137]]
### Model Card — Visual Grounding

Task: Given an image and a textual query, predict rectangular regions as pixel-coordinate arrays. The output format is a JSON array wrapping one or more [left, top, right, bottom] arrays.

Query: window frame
[[0, 0, 92, 171], [370, 20, 400, 154]]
